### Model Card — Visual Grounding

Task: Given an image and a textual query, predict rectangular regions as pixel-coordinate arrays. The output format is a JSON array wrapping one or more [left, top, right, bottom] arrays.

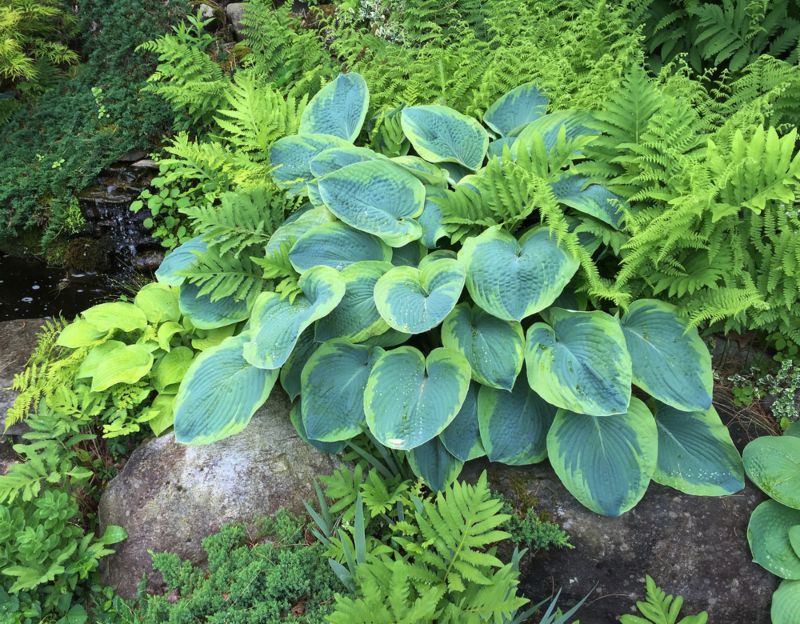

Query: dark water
[[0, 252, 116, 320]]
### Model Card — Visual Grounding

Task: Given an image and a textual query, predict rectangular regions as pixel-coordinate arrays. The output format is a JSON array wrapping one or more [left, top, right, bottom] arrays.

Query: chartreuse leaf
[[134, 283, 180, 324], [546, 397, 658, 516], [301, 340, 384, 442], [174, 334, 278, 445], [364, 346, 470, 450], [477, 376, 555, 465], [315, 261, 392, 343], [551, 175, 624, 229], [653, 402, 744, 496], [289, 221, 391, 272], [773, 580, 800, 624], [747, 500, 800, 579], [439, 382, 485, 461], [279, 329, 318, 401], [374, 258, 465, 334], [743, 436, 800, 509], [441, 303, 524, 390], [525, 308, 631, 416], [289, 401, 347, 454], [82, 301, 148, 333], [146, 394, 176, 436], [244, 266, 345, 370], [271, 133, 349, 195], [56, 319, 107, 348], [620, 300, 713, 412], [407, 437, 464, 492], [153, 346, 195, 393], [400, 104, 489, 170], [310, 145, 383, 177], [299, 73, 368, 142], [483, 83, 548, 137], [179, 282, 250, 330], [459, 226, 579, 321], [155, 236, 207, 286], [318, 159, 425, 247], [77, 341, 154, 392]]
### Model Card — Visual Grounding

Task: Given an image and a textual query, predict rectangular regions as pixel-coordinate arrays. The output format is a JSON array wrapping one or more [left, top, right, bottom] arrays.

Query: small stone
[[131, 159, 158, 170], [226, 3, 247, 39]]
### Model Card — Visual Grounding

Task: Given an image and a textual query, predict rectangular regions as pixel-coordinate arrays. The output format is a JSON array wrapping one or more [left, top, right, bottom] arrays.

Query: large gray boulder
[[226, 3, 247, 38], [471, 462, 775, 624], [0, 318, 45, 435], [98, 391, 338, 598]]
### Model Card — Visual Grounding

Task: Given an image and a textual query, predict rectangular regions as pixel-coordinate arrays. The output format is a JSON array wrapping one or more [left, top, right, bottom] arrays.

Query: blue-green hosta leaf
[[310, 145, 384, 178], [245, 267, 345, 370], [525, 308, 631, 416], [400, 105, 489, 170], [441, 161, 472, 184], [315, 261, 392, 343], [318, 159, 425, 247], [266, 207, 334, 254], [477, 376, 555, 465], [82, 301, 148, 333], [551, 175, 624, 229], [155, 236, 207, 286], [374, 258, 465, 334], [747, 500, 800, 579], [301, 340, 384, 442], [791, 526, 800, 559], [391, 156, 448, 186], [289, 401, 347, 454], [279, 329, 319, 401], [179, 282, 250, 330], [134, 283, 180, 324], [459, 226, 580, 321], [174, 334, 278, 445], [743, 436, 800, 509], [271, 133, 349, 195], [620, 300, 713, 412], [441, 303, 524, 390], [364, 346, 471, 450], [546, 397, 658, 516], [512, 110, 597, 158], [289, 222, 391, 273], [483, 83, 548, 137], [299, 73, 368, 142], [439, 383, 485, 462], [773, 580, 800, 624], [361, 328, 412, 348], [419, 187, 447, 249], [653, 402, 744, 496], [487, 136, 515, 159], [787, 422, 800, 438], [391, 241, 427, 267], [77, 340, 154, 392], [407, 437, 464, 492]]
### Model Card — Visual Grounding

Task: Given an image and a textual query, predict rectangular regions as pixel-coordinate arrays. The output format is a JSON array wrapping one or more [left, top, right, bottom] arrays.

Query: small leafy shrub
[[742, 427, 800, 623], [729, 360, 800, 430], [506, 507, 573, 554], [620, 575, 708, 624], [164, 73, 744, 517]]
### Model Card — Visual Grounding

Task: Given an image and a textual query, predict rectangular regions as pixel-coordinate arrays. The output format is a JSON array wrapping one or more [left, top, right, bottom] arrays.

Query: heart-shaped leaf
[[82, 301, 148, 333], [484, 83, 549, 137], [419, 187, 448, 249], [364, 346, 471, 450], [408, 437, 464, 492], [271, 133, 349, 195], [442, 303, 524, 390], [551, 175, 624, 229], [56, 320, 108, 348], [310, 145, 384, 178], [301, 340, 384, 442], [744, 436, 800, 508], [439, 382, 485, 462], [244, 266, 345, 370], [401, 104, 489, 170], [392, 156, 448, 186], [179, 282, 251, 330], [266, 207, 334, 255], [289, 221, 391, 272], [299, 73, 369, 142], [748, 500, 800, 579], [155, 236, 207, 286], [289, 401, 347, 454], [174, 334, 278, 445], [546, 397, 658, 516], [477, 376, 555, 465], [134, 283, 181, 324], [77, 341, 154, 392], [279, 329, 319, 401], [525, 308, 631, 416], [374, 258, 465, 334], [772, 580, 800, 624], [459, 226, 580, 321], [153, 346, 195, 393], [620, 299, 713, 412], [318, 159, 425, 247]]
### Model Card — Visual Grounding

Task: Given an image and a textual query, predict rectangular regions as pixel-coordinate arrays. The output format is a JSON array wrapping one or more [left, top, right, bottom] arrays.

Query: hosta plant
[[165, 73, 744, 516], [743, 424, 800, 624]]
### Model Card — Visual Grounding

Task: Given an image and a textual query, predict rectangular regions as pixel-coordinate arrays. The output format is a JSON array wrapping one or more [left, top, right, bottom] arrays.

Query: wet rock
[[98, 390, 338, 599], [468, 462, 776, 623], [117, 150, 149, 163], [226, 3, 247, 38], [0, 318, 46, 435], [131, 159, 158, 170], [132, 248, 165, 273]]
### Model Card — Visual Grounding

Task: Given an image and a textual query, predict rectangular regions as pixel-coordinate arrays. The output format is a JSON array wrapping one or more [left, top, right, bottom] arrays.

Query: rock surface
[[0, 318, 45, 435], [469, 462, 776, 624], [98, 390, 338, 598], [226, 3, 246, 38]]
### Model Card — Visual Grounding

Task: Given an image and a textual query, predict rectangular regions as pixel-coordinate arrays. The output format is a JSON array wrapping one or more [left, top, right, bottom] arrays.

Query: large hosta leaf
[[279, 329, 319, 401], [315, 261, 392, 343], [747, 500, 800, 579], [299, 73, 368, 142], [773, 580, 800, 624], [441, 303, 524, 390], [174, 334, 278, 445], [525, 308, 631, 416], [77, 341, 154, 392], [155, 236, 207, 286], [478, 376, 555, 465], [401, 105, 489, 170], [134, 283, 180, 324], [301, 340, 383, 442], [407, 437, 464, 492], [318, 159, 425, 247], [460, 226, 580, 321], [546, 398, 658, 516], [512, 110, 597, 157], [364, 346, 470, 450], [266, 207, 334, 254], [56, 319, 107, 348], [310, 145, 383, 177], [419, 188, 447, 249], [82, 302, 148, 333], [743, 436, 800, 508], [439, 383, 485, 462], [653, 402, 744, 496], [483, 83, 548, 137], [179, 282, 250, 330], [620, 300, 713, 412], [270, 133, 348, 195], [374, 258, 465, 334], [244, 266, 345, 370], [289, 221, 391, 272], [289, 401, 347, 454], [551, 175, 624, 229]]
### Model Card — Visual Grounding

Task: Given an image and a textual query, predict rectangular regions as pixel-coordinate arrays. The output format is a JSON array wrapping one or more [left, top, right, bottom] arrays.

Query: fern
[[252, 241, 302, 303], [620, 575, 708, 624]]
